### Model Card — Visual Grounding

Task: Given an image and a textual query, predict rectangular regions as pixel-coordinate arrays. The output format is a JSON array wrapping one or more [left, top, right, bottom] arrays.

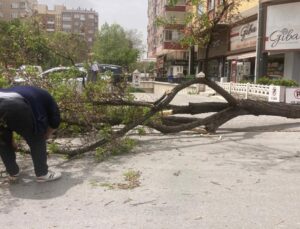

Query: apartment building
[[61, 8, 98, 46], [37, 4, 65, 32], [36, 5, 99, 47], [0, 0, 37, 20], [147, 0, 189, 78]]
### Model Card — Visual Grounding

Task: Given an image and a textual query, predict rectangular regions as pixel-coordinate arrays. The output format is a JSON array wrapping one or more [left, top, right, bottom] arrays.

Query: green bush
[[0, 75, 9, 88], [257, 76, 298, 87], [239, 79, 254, 84]]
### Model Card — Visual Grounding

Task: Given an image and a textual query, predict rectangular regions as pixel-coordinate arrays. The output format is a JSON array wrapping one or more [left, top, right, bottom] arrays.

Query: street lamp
[[196, 71, 205, 78]]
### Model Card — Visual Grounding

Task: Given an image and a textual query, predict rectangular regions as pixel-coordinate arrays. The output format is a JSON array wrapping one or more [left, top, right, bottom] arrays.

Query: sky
[[38, 0, 148, 46]]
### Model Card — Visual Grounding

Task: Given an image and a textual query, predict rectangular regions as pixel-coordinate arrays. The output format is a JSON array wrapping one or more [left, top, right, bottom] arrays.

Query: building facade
[[0, 0, 37, 20], [37, 4, 65, 32], [36, 5, 99, 48], [147, 0, 189, 78], [199, 0, 300, 84], [260, 0, 300, 84], [198, 0, 259, 81], [61, 8, 98, 46]]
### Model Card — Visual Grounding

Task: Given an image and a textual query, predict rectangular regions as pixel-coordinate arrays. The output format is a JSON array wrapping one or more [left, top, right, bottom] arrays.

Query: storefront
[[197, 25, 229, 81], [264, 1, 300, 83], [226, 19, 258, 82]]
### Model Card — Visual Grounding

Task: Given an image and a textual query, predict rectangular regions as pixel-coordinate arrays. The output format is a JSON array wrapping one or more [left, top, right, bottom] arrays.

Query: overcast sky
[[38, 0, 148, 46]]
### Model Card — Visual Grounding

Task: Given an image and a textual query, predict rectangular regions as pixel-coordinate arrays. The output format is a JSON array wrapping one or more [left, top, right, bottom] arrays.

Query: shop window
[[267, 57, 284, 78]]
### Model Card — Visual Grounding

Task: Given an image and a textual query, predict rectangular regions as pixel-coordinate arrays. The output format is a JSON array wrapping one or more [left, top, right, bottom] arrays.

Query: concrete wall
[[138, 81, 204, 95]]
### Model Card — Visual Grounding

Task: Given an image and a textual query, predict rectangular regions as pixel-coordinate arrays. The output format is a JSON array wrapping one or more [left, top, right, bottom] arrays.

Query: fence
[[217, 82, 270, 99], [138, 80, 271, 100]]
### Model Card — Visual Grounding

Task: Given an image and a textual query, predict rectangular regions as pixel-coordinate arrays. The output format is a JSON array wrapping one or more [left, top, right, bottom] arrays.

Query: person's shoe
[[36, 171, 62, 183], [8, 172, 20, 182]]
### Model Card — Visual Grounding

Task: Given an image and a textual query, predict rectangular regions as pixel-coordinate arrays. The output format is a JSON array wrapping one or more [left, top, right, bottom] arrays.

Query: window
[[62, 24, 72, 29], [165, 30, 181, 42], [80, 14, 85, 21], [197, 4, 204, 15], [62, 16, 72, 21], [74, 14, 80, 19], [165, 30, 172, 41], [11, 3, 19, 9], [208, 0, 215, 10], [19, 2, 26, 9], [88, 14, 94, 19], [11, 12, 18, 18]]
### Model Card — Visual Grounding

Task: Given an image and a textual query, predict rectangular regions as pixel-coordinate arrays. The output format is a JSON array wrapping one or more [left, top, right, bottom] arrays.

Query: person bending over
[[0, 86, 61, 182]]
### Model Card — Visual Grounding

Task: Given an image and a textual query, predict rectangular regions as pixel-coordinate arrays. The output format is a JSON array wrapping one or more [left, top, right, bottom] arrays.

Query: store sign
[[265, 2, 300, 51], [230, 20, 257, 51], [286, 88, 300, 104]]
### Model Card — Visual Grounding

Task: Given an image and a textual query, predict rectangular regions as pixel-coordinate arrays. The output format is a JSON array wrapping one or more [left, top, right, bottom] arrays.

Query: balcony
[[164, 5, 186, 12], [163, 41, 186, 50]]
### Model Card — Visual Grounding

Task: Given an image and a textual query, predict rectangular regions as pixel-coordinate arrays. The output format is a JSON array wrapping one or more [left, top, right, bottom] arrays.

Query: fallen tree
[[51, 76, 300, 158]]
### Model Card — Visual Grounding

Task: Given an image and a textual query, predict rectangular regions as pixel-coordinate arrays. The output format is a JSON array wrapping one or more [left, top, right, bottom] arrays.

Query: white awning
[[226, 52, 257, 60]]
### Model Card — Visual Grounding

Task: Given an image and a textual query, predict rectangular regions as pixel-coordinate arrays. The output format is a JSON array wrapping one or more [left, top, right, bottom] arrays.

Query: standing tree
[[46, 32, 89, 67], [92, 23, 142, 67], [0, 19, 50, 69]]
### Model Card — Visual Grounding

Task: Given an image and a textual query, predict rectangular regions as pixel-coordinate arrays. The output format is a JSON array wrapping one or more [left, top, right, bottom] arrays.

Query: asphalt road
[[1, 94, 300, 229]]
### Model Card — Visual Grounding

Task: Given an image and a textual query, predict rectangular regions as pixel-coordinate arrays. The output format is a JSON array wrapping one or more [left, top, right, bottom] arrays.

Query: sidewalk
[[1, 94, 300, 229]]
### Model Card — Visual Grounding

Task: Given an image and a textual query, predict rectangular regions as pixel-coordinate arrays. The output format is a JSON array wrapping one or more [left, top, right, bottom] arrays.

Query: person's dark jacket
[[0, 86, 60, 133]]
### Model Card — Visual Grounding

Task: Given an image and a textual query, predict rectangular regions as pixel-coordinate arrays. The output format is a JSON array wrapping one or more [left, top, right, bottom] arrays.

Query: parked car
[[96, 64, 123, 85], [41, 66, 87, 90], [13, 65, 43, 84]]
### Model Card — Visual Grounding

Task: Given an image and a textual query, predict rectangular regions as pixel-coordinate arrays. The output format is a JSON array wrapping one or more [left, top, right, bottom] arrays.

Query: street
[[1, 94, 300, 229]]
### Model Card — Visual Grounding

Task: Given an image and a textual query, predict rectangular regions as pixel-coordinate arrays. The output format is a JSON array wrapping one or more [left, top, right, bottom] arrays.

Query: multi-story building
[[193, 0, 259, 81], [36, 5, 99, 48], [259, 0, 300, 84], [147, 0, 190, 78], [37, 4, 65, 32], [0, 0, 37, 21], [61, 8, 98, 46]]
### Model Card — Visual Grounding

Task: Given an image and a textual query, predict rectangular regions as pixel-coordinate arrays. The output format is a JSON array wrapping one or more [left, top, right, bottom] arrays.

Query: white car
[[40, 66, 88, 90], [13, 65, 43, 84]]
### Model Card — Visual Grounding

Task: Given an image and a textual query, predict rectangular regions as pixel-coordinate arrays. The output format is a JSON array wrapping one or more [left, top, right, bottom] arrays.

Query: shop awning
[[226, 52, 257, 60]]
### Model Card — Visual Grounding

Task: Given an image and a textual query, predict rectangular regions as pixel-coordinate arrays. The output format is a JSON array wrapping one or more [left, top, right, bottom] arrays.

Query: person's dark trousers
[[91, 71, 98, 82], [0, 98, 48, 177]]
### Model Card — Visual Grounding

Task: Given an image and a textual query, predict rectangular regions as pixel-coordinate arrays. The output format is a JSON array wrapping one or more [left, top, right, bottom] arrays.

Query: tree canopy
[[92, 23, 142, 68], [0, 19, 50, 68], [0, 18, 90, 69]]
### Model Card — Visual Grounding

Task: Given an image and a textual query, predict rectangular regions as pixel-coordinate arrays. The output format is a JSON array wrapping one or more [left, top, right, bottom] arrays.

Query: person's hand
[[44, 127, 55, 139]]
